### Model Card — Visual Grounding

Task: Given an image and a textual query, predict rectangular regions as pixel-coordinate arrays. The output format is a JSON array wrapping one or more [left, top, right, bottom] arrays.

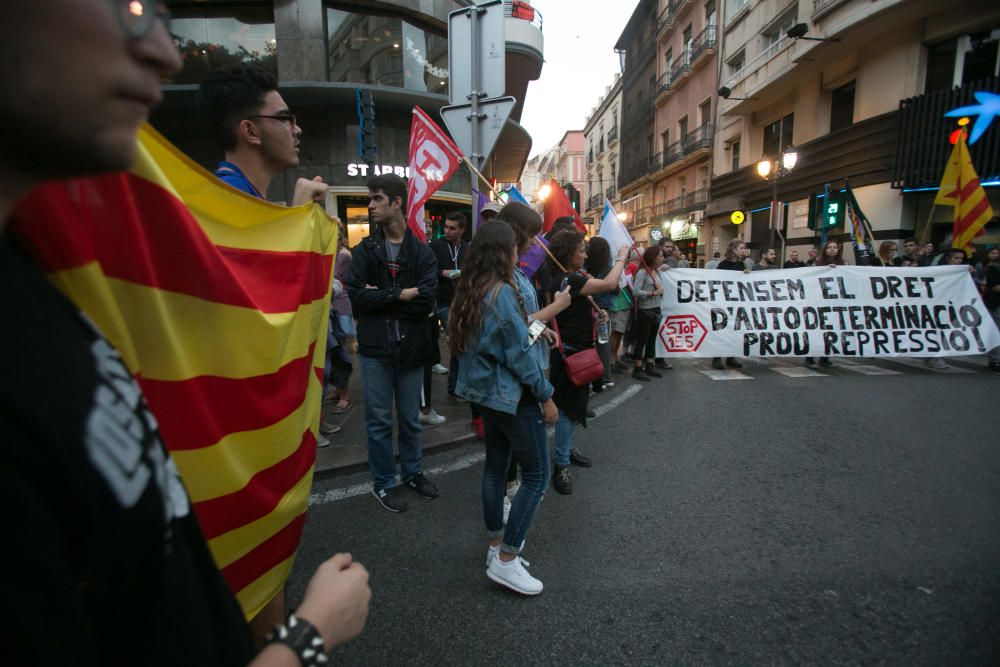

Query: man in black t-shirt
[[0, 3, 369, 664], [783, 249, 806, 268]]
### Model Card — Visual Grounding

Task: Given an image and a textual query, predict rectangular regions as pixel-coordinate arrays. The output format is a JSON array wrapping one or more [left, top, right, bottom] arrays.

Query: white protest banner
[[655, 266, 1000, 358]]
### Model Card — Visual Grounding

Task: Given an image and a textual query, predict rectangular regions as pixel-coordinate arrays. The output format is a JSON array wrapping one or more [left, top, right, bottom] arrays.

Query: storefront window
[[326, 6, 448, 95], [168, 6, 276, 84]]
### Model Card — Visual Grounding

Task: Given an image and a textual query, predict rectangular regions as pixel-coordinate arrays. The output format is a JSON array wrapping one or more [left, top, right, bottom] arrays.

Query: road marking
[[772, 366, 828, 378], [700, 369, 753, 381], [839, 364, 902, 376], [308, 383, 645, 507], [881, 357, 974, 374]]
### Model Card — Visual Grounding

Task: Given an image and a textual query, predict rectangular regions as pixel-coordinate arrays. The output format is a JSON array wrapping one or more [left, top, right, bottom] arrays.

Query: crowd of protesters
[[5, 13, 1000, 665]]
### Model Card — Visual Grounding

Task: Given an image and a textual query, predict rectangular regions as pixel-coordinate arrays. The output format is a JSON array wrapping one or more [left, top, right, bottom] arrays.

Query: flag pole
[[462, 157, 502, 200]]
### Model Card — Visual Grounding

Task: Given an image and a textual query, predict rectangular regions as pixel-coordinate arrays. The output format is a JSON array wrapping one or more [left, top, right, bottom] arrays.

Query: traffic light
[[823, 190, 844, 229], [563, 183, 580, 212], [808, 190, 845, 230]]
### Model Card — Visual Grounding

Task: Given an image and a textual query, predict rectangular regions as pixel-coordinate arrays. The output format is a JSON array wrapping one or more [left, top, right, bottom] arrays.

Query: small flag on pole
[[934, 128, 993, 253], [406, 106, 462, 242]]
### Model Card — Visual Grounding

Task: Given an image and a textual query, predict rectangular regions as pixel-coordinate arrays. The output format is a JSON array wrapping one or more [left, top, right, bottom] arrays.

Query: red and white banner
[[406, 107, 462, 242]]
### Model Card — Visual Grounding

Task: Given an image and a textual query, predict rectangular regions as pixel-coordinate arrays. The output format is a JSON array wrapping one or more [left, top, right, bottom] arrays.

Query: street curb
[[312, 430, 480, 482]]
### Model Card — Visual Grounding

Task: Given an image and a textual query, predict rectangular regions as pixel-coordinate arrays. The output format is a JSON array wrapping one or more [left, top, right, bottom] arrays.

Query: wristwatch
[[268, 614, 329, 666]]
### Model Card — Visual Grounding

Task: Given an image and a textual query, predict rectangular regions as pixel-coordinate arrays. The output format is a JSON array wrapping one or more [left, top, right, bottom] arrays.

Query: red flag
[[406, 107, 462, 242], [542, 179, 586, 233]]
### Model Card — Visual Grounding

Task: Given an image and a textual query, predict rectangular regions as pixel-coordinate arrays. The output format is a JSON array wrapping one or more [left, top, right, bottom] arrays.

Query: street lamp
[[537, 183, 552, 202], [618, 211, 628, 222], [756, 147, 798, 254]]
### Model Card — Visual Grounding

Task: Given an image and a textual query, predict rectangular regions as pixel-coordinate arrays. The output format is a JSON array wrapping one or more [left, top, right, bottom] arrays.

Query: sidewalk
[[314, 348, 481, 477]]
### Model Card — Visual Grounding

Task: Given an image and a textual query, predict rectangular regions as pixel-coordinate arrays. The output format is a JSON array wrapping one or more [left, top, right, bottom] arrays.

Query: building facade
[[616, 0, 660, 242], [583, 75, 623, 227], [707, 0, 1000, 264], [648, 0, 719, 261], [154, 0, 544, 247]]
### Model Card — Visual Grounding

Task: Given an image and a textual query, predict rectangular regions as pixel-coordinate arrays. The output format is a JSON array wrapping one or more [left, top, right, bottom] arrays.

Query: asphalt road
[[288, 356, 1000, 665]]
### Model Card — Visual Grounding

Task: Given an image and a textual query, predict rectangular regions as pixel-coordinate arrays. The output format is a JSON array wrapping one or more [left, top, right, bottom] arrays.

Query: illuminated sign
[[346, 163, 447, 181], [730, 210, 745, 225]]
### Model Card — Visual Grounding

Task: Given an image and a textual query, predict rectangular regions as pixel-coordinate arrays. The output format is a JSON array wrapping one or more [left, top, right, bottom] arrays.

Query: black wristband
[[268, 614, 329, 666]]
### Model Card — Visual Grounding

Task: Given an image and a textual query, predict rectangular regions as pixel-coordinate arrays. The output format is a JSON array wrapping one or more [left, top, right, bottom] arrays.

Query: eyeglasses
[[246, 114, 298, 126], [113, 0, 171, 39]]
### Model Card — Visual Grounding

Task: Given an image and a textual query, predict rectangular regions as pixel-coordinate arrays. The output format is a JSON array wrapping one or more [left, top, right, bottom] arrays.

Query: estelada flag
[[10, 125, 335, 620], [934, 129, 994, 253], [406, 106, 462, 242], [542, 179, 586, 234]]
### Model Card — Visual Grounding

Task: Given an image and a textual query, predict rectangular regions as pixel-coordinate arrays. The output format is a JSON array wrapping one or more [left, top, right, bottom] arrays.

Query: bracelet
[[268, 614, 329, 666]]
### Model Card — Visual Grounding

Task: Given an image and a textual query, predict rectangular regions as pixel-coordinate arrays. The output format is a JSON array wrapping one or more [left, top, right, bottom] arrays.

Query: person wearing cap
[[481, 201, 503, 224]]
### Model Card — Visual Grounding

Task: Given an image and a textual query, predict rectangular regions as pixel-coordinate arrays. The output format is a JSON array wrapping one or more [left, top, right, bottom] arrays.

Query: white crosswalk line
[[772, 366, 828, 378], [839, 364, 902, 376], [881, 357, 974, 374], [700, 369, 753, 381]]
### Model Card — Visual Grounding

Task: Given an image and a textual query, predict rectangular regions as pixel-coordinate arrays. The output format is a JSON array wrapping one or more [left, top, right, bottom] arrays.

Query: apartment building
[[648, 0, 719, 260], [616, 0, 660, 240], [707, 0, 1000, 263], [583, 75, 623, 226]]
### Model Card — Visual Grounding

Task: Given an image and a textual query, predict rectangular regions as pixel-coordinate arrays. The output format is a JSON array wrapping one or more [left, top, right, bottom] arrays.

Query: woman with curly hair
[[545, 229, 629, 494], [451, 221, 559, 596]]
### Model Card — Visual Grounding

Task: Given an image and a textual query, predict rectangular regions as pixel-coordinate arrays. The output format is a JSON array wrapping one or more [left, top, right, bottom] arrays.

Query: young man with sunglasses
[[196, 65, 328, 206], [0, 2, 369, 664]]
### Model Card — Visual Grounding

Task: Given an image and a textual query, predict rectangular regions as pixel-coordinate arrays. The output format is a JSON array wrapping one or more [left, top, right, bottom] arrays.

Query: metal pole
[[467, 6, 483, 236], [769, 177, 778, 252]]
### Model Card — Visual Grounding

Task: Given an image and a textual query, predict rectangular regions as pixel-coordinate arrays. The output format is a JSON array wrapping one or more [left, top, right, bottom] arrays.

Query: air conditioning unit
[[689, 210, 704, 224]]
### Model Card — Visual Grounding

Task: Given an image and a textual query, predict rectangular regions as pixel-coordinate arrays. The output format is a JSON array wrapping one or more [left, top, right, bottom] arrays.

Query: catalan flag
[[934, 129, 994, 253], [10, 125, 335, 620], [844, 183, 876, 265]]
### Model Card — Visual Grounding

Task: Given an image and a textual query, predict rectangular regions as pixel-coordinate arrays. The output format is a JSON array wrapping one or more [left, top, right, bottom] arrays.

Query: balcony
[[657, 0, 694, 39], [652, 189, 708, 221], [606, 185, 617, 199], [721, 34, 793, 95], [812, 0, 850, 20], [607, 126, 619, 143], [892, 77, 1000, 190], [688, 25, 717, 71], [587, 193, 603, 210]]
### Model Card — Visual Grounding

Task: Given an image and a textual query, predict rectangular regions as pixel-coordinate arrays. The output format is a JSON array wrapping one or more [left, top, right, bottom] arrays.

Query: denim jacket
[[455, 282, 553, 415]]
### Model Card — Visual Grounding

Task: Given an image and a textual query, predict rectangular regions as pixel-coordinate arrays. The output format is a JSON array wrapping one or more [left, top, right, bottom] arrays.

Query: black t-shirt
[[0, 234, 254, 666], [986, 263, 1000, 311], [783, 260, 806, 268], [551, 270, 593, 349], [429, 238, 467, 306], [716, 259, 746, 271]]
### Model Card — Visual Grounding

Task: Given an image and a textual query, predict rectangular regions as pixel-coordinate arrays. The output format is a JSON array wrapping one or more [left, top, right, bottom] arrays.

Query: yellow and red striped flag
[[934, 130, 994, 253], [10, 125, 335, 620]]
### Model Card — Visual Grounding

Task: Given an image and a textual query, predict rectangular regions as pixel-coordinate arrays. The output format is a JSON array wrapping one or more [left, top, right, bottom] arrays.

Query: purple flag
[[475, 189, 490, 229], [519, 235, 548, 279]]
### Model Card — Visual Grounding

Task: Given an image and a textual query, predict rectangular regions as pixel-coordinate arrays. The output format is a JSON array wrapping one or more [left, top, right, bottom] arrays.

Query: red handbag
[[551, 314, 604, 388]]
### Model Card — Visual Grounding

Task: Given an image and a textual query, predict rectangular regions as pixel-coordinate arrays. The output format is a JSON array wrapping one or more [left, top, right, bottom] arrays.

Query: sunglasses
[[246, 113, 298, 127]]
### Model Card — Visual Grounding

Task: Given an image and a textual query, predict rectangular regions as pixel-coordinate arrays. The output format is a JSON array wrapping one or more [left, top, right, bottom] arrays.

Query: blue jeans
[[481, 403, 550, 554], [439, 306, 459, 394], [554, 410, 574, 467], [359, 355, 423, 490]]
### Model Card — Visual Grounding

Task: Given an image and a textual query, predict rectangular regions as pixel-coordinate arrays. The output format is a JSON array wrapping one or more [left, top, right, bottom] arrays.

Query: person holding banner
[[547, 230, 629, 494], [632, 246, 667, 381], [449, 222, 558, 596], [805, 241, 847, 369], [711, 239, 750, 370]]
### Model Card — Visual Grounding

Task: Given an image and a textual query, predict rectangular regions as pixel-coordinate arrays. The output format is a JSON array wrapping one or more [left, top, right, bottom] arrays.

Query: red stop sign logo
[[659, 315, 707, 352]]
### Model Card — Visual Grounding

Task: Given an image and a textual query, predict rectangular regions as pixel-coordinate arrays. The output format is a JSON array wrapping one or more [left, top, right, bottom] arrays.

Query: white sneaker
[[316, 435, 331, 448], [319, 421, 341, 435], [487, 553, 542, 595], [419, 409, 447, 425], [486, 540, 527, 567], [431, 363, 449, 374], [924, 358, 949, 369]]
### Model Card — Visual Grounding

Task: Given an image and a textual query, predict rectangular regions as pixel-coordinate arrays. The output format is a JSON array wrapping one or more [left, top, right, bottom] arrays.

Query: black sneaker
[[818, 358, 836, 368], [552, 464, 573, 494], [404, 472, 439, 499], [644, 365, 663, 378], [632, 368, 651, 381], [804, 358, 817, 368], [711, 358, 724, 370], [621, 353, 634, 364], [372, 487, 408, 513], [725, 358, 743, 369], [570, 448, 593, 467], [586, 409, 596, 419], [988, 363, 1000, 374]]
